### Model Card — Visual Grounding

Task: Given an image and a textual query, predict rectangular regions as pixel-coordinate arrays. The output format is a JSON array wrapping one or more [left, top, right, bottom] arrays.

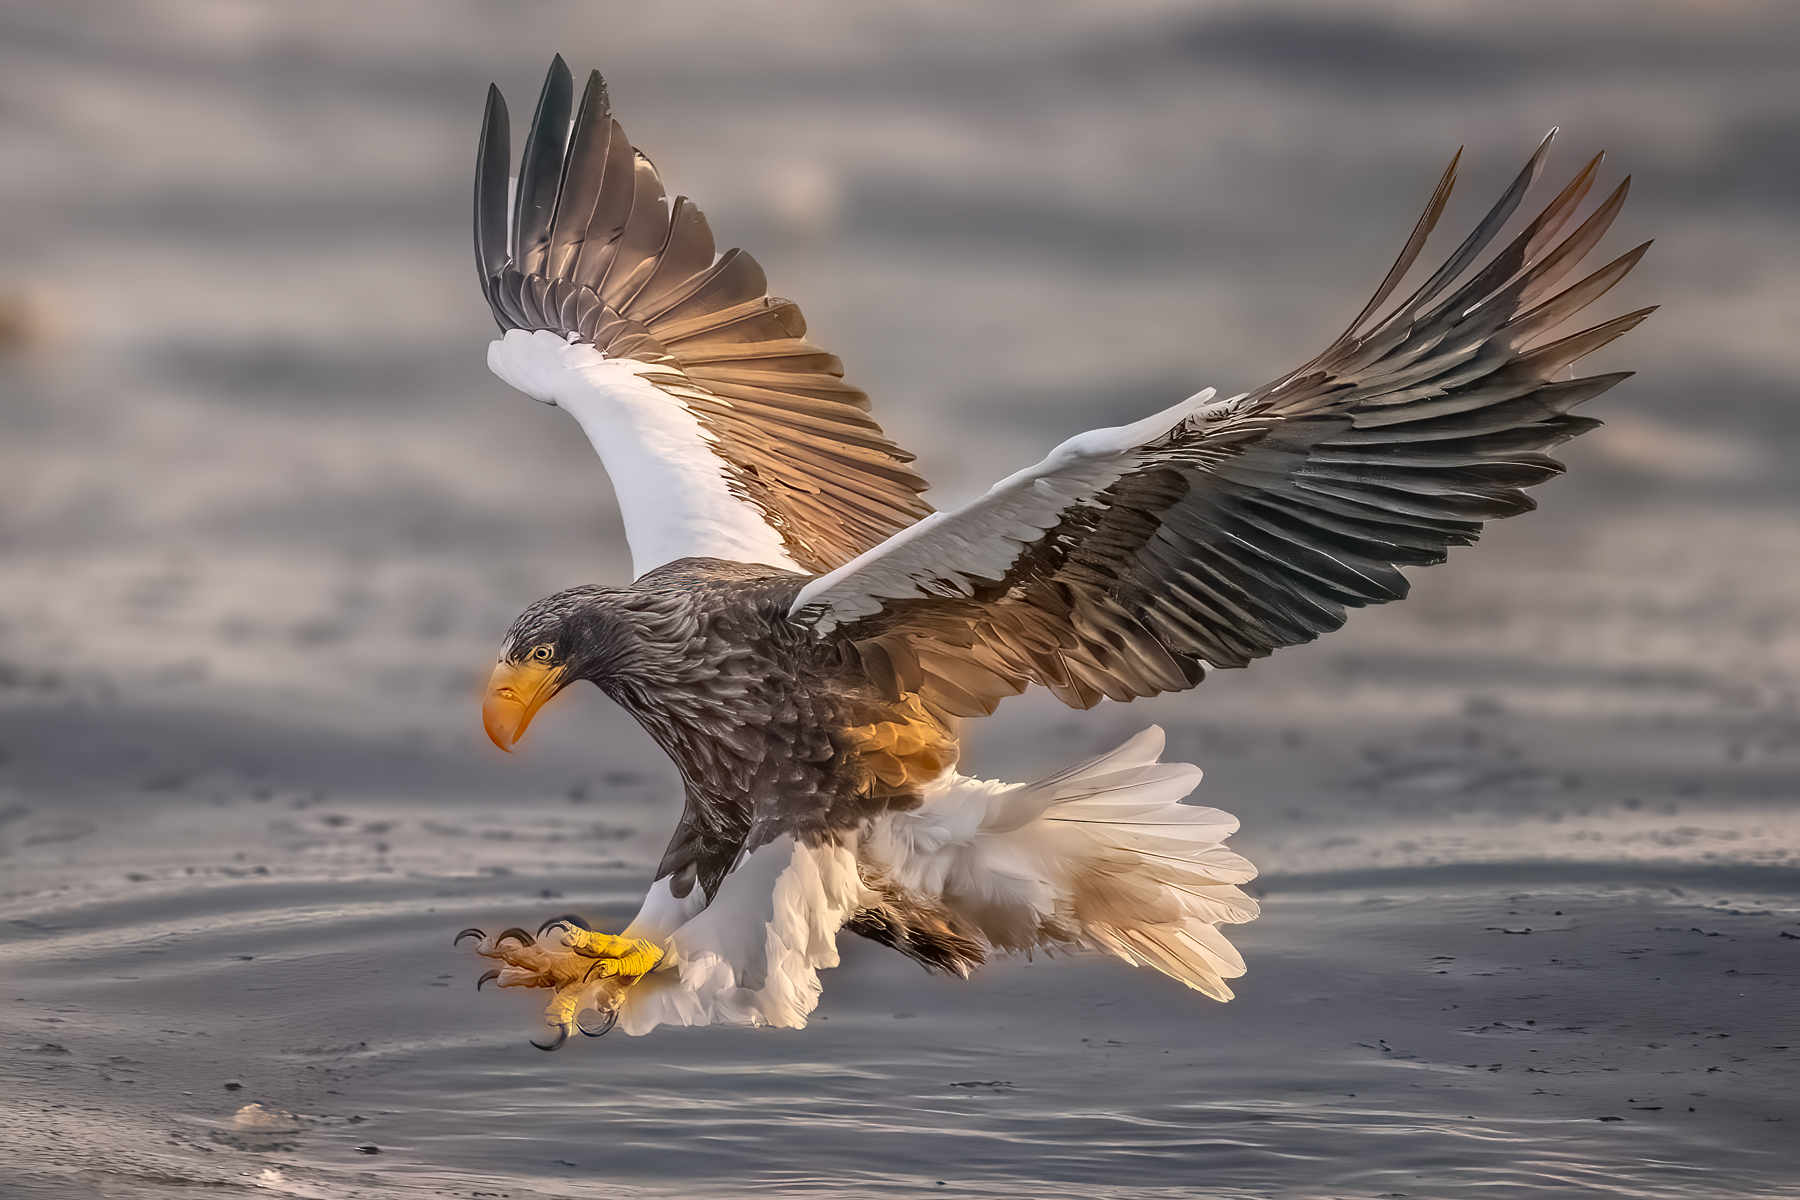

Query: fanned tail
[[863, 725, 1259, 1000]]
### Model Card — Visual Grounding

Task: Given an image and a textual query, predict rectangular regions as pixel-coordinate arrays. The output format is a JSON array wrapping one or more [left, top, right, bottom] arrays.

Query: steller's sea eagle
[[455, 57, 1651, 1048]]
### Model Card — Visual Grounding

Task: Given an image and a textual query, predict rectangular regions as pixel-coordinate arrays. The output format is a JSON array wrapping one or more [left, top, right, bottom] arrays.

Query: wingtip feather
[[513, 58, 576, 278], [474, 82, 514, 321]]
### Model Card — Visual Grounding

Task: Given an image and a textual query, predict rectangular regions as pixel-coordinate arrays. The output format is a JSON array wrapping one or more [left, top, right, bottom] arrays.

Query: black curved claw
[[494, 927, 536, 948], [576, 1007, 618, 1038], [537, 913, 593, 937], [476, 968, 502, 991], [530, 1024, 570, 1052], [454, 927, 486, 946]]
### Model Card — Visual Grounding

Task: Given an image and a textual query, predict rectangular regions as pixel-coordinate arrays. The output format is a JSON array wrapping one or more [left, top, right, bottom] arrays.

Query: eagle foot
[[457, 921, 663, 1049]]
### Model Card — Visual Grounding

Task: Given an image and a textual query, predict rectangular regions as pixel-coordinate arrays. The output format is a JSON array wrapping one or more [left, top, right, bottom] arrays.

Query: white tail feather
[[863, 725, 1259, 1000]]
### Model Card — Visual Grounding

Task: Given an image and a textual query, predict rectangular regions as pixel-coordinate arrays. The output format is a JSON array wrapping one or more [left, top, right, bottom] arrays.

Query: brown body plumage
[[497, 560, 981, 973]]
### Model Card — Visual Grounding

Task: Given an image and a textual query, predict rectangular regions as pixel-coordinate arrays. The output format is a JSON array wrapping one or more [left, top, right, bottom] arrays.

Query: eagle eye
[[530, 643, 555, 664]]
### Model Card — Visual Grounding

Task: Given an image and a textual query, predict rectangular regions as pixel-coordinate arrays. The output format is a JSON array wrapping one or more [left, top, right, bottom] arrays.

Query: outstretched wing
[[476, 58, 931, 577], [793, 135, 1653, 717]]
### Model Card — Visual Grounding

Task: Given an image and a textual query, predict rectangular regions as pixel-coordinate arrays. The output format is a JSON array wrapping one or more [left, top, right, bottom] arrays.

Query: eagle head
[[483, 585, 628, 751]]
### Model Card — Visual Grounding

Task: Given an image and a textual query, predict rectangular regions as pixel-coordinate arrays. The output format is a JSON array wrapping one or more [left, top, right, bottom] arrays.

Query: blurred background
[[1, 0, 1795, 873], [1, 2, 1797, 1196]]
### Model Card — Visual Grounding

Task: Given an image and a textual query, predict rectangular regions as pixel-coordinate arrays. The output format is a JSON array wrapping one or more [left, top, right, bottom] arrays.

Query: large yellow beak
[[482, 659, 564, 752]]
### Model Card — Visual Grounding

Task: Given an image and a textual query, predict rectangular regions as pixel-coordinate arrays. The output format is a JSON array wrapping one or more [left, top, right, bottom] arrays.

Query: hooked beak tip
[[481, 704, 521, 753], [483, 660, 558, 753]]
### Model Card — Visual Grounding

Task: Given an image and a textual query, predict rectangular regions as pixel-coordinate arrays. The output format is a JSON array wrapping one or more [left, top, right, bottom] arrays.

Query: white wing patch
[[792, 387, 1233, 632], [488, 328, 803, 578]]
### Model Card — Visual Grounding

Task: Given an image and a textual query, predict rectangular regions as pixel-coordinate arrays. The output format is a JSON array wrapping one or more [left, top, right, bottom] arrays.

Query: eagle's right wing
[[792, 135, 1653, 718]]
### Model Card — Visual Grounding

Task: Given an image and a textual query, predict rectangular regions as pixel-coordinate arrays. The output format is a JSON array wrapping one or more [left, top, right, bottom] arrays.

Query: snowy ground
[[2, 2, 1798, 1196]]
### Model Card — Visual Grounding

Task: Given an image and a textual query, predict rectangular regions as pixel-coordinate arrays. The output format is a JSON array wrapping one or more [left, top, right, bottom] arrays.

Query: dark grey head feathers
[[500, 584, 632, 681]]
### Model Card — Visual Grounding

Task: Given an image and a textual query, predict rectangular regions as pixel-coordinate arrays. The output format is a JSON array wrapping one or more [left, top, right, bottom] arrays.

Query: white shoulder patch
[[488, 329, 803, 578], [792, 387, 1229, 630]]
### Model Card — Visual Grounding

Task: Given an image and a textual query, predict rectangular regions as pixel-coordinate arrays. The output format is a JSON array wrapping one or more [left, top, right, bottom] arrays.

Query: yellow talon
[[567, 930, 664, 978], [462, 920, 666, 1046], [546, 986, 583, 1027]]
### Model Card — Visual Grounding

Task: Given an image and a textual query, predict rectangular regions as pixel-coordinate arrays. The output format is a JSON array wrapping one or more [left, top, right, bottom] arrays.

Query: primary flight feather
[[458, 57, 1651, 1048]]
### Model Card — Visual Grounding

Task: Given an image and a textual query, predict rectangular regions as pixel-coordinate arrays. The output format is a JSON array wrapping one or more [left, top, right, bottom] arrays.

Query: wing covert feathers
[[477, 58, 932, 574], [799, 134, 1652, 720]]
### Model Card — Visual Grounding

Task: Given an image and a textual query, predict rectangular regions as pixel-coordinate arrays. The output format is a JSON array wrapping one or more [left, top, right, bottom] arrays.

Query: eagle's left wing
[[790, 137, 1653, 718], [476, 58, 932, 578]]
